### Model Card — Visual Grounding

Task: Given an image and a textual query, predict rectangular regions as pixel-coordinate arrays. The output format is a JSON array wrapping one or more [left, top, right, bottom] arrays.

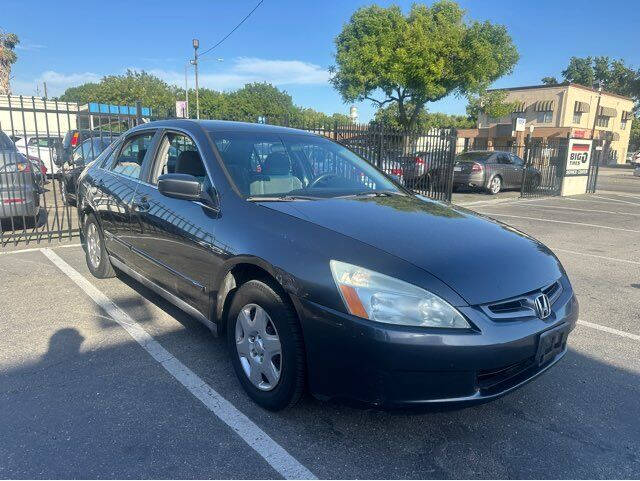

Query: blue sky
[[4, 0, 640, 121]]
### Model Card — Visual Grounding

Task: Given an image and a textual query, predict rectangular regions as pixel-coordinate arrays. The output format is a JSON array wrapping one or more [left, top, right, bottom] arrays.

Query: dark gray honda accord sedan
[[76, 120, 578, 410]]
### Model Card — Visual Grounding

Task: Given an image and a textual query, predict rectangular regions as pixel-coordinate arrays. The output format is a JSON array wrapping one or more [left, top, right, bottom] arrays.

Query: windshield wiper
[[339, 190, 404, 198], [246, 194, 320, 202]]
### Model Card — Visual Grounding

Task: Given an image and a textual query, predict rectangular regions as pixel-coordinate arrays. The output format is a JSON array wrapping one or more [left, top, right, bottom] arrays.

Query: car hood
[[259, 194, 564, 305]]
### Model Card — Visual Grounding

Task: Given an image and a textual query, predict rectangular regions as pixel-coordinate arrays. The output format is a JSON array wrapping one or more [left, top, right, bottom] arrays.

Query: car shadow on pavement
[[1, 309, 638, 479]]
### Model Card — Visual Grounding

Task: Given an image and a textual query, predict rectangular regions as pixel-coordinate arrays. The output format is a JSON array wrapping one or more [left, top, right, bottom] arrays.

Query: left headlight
[[330, 260, 470, 328]]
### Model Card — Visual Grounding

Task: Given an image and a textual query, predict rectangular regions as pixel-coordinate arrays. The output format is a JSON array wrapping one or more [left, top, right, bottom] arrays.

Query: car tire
[[84, 214, 116, 279], [227, 279, 306, 411], [487, 175, 502, 195]]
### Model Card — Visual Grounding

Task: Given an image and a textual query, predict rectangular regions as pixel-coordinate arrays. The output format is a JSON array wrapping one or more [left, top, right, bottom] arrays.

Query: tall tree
[[330, 1, 519, 131], [466, 90, 517, 123], [561, 56, 640, 104], [0, 31, 19, 95], [541, 76, 559, 85], [59, 70, 179, 113]]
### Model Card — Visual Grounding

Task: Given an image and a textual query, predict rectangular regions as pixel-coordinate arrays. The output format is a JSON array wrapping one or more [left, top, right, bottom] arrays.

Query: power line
[[199, 0, 264, 58]]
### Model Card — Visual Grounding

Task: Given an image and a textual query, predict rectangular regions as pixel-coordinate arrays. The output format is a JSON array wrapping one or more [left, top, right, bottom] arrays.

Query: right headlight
[[330, 260, 470, 328]]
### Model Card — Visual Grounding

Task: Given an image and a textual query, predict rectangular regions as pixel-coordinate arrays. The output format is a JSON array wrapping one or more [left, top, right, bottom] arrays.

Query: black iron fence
[[0, 96, 458, 248], [457, 138, 569, 197]]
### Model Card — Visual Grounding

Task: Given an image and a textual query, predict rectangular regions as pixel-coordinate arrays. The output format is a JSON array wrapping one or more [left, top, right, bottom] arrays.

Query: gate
[[520, 138, 568, 198], [0, 95, 142, 248], [330, 124, 457, 202]]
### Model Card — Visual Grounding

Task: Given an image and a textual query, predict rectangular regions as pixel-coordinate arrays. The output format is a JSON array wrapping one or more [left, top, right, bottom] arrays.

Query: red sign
[[573, 130, 586, 138], [571, 143, 590, 152]]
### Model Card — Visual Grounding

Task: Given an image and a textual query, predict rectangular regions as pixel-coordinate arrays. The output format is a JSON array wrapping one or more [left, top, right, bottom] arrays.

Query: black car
[[60, 136, 117, 205], [76, 120, 578, 411]]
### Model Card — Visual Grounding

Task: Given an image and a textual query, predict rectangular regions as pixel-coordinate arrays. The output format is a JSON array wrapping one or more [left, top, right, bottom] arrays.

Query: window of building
[[573, 112, 582, 124], [595, 116, 609, 128], [621, 119, 628, 130], [536, 111, 552, 123]]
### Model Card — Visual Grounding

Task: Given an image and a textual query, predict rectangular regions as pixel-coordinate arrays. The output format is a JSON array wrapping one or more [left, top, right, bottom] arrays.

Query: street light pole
[[192, 38, 200, 120], [184, 64, 189, 118]]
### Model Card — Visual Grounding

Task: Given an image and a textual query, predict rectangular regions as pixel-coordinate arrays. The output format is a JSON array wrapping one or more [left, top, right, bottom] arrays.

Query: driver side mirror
[[158, 173, 217, 208]]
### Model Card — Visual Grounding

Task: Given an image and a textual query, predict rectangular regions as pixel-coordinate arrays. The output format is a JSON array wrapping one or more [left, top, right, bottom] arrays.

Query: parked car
[[453, 150, 542, 194], [77, 120, 578, 411], [397, 151, 435, 188], [56, 129, 120, 170], [60, 136, 117, 205], [0, 131, 42, 225], [13, 135, 62, 176]]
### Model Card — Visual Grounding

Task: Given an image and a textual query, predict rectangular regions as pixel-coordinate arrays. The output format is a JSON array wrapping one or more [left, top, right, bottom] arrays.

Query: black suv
[[76, 120, 578, 410]]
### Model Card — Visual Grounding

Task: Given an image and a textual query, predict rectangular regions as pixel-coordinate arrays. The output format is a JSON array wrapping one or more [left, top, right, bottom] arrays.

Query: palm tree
[[0, 31, 19, 95]]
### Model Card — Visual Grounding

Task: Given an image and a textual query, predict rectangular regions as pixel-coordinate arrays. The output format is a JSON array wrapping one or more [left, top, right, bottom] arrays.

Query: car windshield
[[209, 131, 401, 199], [456, 151, 492, 162]]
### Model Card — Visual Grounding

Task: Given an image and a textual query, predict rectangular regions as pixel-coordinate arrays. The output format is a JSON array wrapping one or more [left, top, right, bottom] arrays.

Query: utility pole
[[184, 64, 189, 118], [191, 38, 200, 119], [43, 82, 48, 99]]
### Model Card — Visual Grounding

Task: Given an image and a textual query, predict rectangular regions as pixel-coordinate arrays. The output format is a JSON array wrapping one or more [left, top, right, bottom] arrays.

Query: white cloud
[[16, 43, 46, 51], [10, 57, 330, 97], [12, 71, 101, 97], [148, 57, 330, 91]]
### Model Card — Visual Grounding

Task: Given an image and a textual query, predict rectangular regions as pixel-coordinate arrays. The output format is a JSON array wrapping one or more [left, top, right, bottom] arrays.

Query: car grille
[[482, 280, 563, 321]]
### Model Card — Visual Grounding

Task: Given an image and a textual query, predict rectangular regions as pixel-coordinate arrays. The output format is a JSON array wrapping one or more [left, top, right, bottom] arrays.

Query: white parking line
[[504, 203, 640, 217], [41, 248, 316, 481], [553, 248, 640, 266], [578, 320, 640, 343], [594, 195, 640, 206], [0, 243, 81, 256], [479, 212, 640, 233]]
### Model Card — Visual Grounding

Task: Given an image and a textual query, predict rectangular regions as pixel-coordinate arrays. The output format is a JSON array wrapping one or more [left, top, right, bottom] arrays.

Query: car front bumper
[[294, 281, 578, 408]]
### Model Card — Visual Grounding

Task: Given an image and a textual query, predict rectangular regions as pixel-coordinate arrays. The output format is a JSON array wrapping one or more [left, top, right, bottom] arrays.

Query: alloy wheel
[[86, 222, 101, 269], [235, 303, 282, 391], [490, 176, 501, 194]]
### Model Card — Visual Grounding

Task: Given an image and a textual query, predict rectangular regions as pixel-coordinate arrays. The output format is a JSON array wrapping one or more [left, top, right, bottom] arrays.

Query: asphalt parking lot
[[1, 173, 639, 478]]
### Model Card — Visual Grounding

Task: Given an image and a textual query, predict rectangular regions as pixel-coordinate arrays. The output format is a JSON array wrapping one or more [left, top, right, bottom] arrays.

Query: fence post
[[520, 135, 530, 197], [377, 123, 384, 169], [444, 128, 457, 202], [135, 100, 143, 125]]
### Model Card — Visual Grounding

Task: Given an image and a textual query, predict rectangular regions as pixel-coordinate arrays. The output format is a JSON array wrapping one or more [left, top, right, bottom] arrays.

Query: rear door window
[[110, 132, 155, 180]]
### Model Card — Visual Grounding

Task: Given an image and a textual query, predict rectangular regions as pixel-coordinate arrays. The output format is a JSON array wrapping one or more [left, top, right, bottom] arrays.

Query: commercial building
[[458, 83, 634, 164]]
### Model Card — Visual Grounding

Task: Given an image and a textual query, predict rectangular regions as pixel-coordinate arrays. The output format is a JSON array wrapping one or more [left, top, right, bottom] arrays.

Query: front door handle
[[132, 197, 151, 212]]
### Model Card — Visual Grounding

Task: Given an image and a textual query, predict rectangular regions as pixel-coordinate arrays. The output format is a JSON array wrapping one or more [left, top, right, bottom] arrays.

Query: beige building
[[461, 83, 634, 164]]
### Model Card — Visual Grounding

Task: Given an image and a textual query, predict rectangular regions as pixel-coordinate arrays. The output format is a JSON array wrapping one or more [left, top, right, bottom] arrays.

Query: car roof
[[128, 119, 317, 136]]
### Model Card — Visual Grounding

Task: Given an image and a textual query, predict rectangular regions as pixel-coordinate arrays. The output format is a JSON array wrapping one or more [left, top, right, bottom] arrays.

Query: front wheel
[[227, 279, 306, 411], [488, 175, 502, 195], [84, 214, 116, 278]]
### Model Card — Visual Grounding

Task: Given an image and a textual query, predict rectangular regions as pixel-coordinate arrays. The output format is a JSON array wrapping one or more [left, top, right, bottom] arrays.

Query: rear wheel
[[84, 214, 115, 278], [488, 175, 502, 195], [227, 279, 305, 411]]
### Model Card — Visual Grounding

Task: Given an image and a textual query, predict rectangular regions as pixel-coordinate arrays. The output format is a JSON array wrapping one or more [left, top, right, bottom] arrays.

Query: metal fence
[[0, 96, 458, 248], [457, 138, 569, 198]]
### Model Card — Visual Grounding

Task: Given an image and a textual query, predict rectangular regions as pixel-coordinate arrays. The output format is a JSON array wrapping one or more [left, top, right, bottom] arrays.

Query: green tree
[[373, 102, 474, 130], [466, 90, 517, 123], [541, 76, 559, 85], [60, 70, 179, 113], [560, 56, 640, 105], [630, 117, 640, 151], [0, 31, 19, 95], [330, 1, 519, 131]]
